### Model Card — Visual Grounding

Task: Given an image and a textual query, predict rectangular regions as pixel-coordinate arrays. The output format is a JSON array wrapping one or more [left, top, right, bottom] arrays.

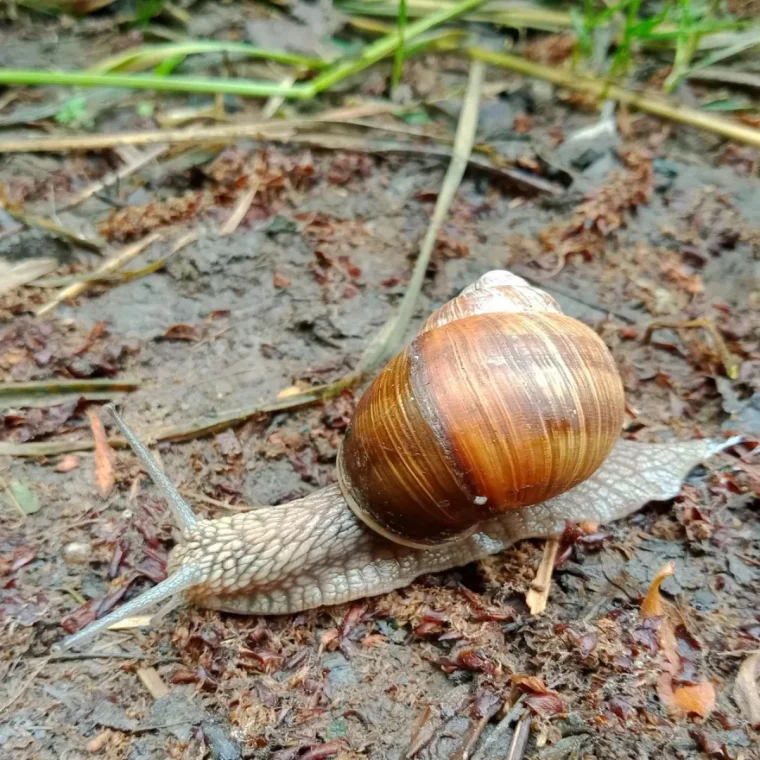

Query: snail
[[54, 271, 739, 652]]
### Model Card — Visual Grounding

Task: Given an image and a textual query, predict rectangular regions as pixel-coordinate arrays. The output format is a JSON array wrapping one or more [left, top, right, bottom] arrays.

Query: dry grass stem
[[526, 537, 560, 615], [469, 48, 760, 149], [36, 232, 161, 317]]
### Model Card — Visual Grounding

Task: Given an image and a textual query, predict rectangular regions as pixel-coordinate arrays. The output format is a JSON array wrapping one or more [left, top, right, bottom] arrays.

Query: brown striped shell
[[337, 271, 626, 548]]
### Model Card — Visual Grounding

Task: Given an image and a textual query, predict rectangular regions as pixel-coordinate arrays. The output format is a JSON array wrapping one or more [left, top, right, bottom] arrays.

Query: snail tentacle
[[105, 404, 198, 531], [53, 562, 204, 652]]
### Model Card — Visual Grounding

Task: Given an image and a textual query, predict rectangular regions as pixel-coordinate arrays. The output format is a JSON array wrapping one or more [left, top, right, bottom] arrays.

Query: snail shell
[[337, 271, 626, 547]]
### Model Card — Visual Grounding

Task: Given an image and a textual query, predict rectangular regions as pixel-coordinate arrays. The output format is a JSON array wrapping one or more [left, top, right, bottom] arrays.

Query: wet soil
[[1, 7, 759, 760]]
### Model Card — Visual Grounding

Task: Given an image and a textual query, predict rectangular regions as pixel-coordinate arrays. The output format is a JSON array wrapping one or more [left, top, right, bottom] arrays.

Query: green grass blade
[[0, 69, 309, 98], [391, 0, 408, 91], [89, 41, 331, 74]]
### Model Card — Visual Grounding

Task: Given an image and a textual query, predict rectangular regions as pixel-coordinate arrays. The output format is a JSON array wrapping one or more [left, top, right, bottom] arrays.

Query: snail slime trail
[[54, 270, 741, 652]]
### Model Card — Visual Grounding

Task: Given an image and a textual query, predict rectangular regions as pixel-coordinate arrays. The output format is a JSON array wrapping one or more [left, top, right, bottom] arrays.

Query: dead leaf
[[273, 270, 292, 288], [641, 561, 676, 618], [658, 673, 716, 719], [673, 682, 716, 718], [734, 652, 760, 726], [137, 667, 170, 700], [159, 323, 206, 342], [511, 674, 567, 715], [87, 408, 115, 498]]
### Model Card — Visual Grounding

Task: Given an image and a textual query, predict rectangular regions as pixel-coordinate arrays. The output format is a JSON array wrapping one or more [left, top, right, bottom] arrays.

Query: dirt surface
[[1, 6, 760, 760]]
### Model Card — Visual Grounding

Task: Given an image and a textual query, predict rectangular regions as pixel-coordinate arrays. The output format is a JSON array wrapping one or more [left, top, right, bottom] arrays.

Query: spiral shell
[[337, 271, 626, 548]]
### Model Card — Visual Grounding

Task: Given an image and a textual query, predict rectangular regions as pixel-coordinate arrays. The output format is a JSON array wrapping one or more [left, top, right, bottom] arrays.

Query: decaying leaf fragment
[[734, 652, 760, 727], [87, 408, 115, 498], [672, 682, 716, 718]]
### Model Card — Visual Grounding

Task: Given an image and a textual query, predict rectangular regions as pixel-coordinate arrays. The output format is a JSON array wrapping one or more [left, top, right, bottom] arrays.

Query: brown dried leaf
[[511, 674, 567, 714], [511, 674, 549, 693], [525, 692, 567, 716], [160, 323, 205, 342], [658, 674, 716, 718], [734, 652, 760, 726], [673, 682, 716, 718], [87, 408, 114, 498]]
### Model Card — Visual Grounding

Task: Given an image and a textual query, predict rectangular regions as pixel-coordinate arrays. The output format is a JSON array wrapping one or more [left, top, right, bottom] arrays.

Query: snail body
[[55, 271, 737, 651]]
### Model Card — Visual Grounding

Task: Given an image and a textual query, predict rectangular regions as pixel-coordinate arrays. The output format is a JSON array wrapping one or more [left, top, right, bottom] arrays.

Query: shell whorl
[[420, 270, 562, 334], [338, 271, 626, 548]]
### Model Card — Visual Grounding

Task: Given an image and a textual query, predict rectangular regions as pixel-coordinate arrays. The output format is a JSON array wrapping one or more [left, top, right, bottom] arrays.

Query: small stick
[[0, 207, 101, 251], [219, 181, 258, 236], [0, 379, 139, 397], [644, 318, 739, 379], [526, 538, 560, 615], [471, 702, 525, 760], [36, 232, 161, 317], [137, 667, 170, 699], [58, 146, 167, 211], [505, 713, 531, 760], [357, 58, 486, 375]]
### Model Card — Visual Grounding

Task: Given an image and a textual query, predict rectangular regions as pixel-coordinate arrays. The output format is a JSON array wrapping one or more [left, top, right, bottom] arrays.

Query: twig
[[0, 440, 119, 456], [219, 182, 258, 236], [644, 318, 740, 379], [687, 28, 760, 74], [471, 701, 525, 760], [58, 146, 167, 211], [0, 115, 394, 153], [179, 488, 252, 512], [0, 207, 102, 251], [525, 537, 560, 615], [261, 75, 296, 121], [47, 651, 173, 661], [686, 67, 760, 90], [0, 257, 58, 295], [356, 58, 486, 375], [469, 47, 760, 149], [287, 133, 564, 195], [506, 712, 531, 760], [136, 667, 170, 699], [36, 232, 161, 317], [0, 379, 139, 398], [514, 270, 637, 323]]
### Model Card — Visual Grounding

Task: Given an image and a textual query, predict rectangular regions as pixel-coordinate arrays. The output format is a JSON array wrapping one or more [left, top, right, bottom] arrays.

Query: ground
[[0, 4, 759, 760]]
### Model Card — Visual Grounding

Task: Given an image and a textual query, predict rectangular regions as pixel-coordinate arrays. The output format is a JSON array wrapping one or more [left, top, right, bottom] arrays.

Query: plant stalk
[[468, 47, 760, 149]]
